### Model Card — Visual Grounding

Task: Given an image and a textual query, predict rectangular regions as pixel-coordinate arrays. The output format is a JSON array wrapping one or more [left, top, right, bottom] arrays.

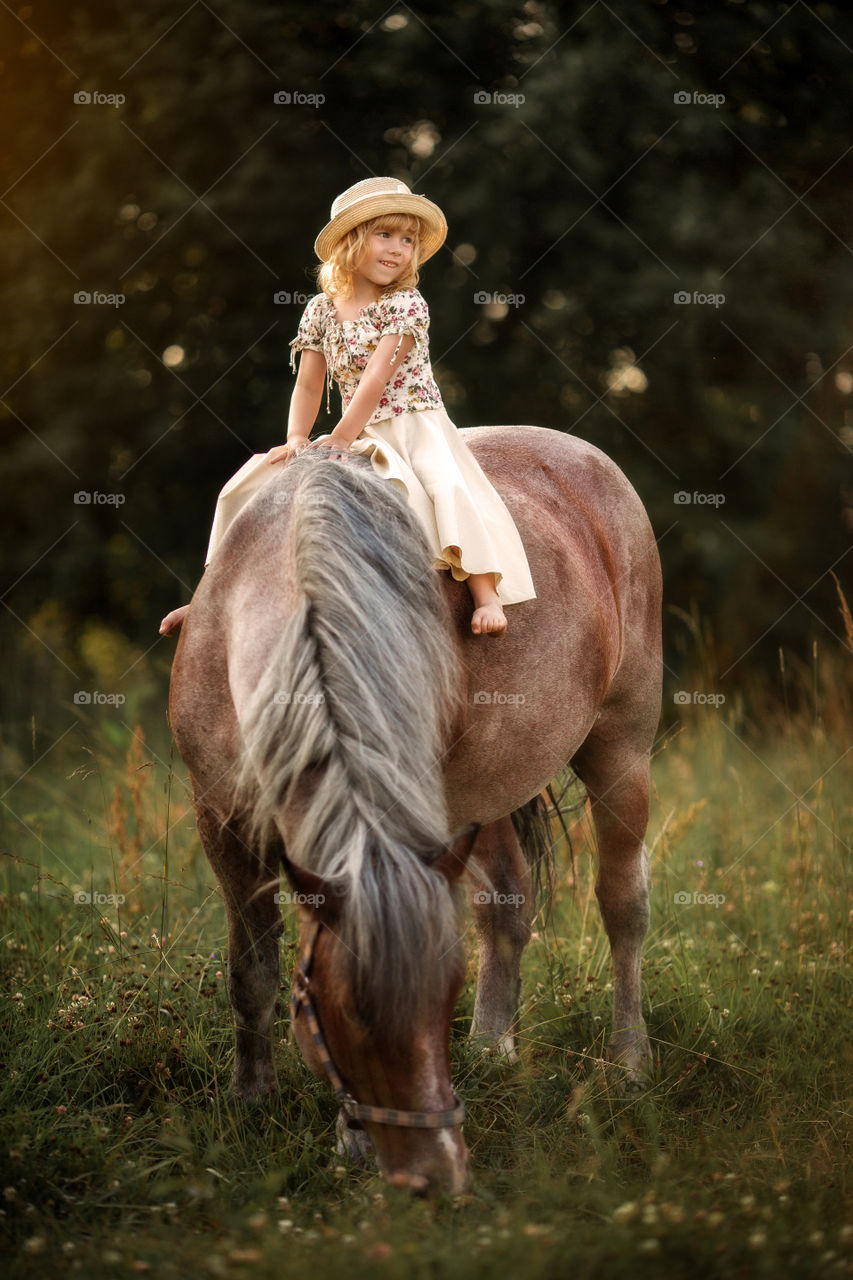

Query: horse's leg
[[196, 802, 283, 1099], [466, 816, 532, 1061], [571, 731, 652, 1085]]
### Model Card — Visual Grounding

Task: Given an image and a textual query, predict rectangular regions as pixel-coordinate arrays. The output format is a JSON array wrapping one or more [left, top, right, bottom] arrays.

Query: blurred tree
[[2, 0, 852, 729]]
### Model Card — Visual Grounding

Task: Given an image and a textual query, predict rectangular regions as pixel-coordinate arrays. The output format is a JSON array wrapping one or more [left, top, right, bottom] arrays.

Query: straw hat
[[314, 177, 447, 263]]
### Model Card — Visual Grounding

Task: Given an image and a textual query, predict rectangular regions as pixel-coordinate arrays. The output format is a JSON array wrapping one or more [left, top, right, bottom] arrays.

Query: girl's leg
[[467, 572, 507, 636]]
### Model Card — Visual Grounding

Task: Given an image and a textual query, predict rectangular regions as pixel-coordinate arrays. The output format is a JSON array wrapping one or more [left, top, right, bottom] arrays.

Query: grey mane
[[235, 452, 461, 1028]]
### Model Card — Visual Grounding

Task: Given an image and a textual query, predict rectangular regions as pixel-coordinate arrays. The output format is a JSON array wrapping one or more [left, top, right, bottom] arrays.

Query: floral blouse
[[289, 288, 444, 426]]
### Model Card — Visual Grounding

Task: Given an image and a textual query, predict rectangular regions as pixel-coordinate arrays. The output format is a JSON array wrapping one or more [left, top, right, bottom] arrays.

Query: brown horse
[[168, 425, 662, 1195]]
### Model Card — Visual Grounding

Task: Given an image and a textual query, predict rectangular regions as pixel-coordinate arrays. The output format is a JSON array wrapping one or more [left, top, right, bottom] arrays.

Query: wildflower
[[662, 1203, 686, 1224], [612, 1201, 639, 1224]]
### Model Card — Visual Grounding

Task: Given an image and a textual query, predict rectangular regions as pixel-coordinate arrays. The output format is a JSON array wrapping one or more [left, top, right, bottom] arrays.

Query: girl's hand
[[305, 436, 353, 454], [266, 440, 307, 465]]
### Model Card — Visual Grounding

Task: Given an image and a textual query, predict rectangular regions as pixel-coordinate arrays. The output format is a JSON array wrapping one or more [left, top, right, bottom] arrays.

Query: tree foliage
[[3, 0, 852, 714]]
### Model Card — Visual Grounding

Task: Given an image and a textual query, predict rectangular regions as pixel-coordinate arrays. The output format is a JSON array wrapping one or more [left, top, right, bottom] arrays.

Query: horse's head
[[283, 826, 477, 1196]]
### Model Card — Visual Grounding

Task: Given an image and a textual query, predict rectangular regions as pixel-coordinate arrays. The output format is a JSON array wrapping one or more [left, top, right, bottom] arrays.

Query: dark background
[[3, 0, 852, 741]]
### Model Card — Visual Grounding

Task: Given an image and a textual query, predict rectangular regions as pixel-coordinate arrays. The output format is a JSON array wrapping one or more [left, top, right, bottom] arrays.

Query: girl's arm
[[328, 333, 415, 446], [268, 348, 327, 464]]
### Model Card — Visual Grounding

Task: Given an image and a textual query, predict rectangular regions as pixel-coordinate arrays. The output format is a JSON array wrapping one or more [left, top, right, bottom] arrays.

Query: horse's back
[[461, 425, 655, 550], [442, 425, 661, 822]]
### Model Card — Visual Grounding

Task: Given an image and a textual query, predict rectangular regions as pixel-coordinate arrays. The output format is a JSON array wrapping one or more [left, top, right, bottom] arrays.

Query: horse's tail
[[511, 774, 583, 921], [233, 454, 460, 1024]]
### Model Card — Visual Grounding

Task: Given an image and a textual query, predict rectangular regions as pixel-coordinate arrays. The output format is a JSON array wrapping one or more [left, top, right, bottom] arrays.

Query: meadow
[[1, 631, 850, 1279]]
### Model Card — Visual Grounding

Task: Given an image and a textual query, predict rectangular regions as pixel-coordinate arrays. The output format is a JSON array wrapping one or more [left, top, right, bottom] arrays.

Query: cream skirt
[[205, 408, 536, 607]]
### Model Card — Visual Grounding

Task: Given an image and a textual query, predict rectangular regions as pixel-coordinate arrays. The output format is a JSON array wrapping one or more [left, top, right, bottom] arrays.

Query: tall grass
[[1, 635, 850, 1278]]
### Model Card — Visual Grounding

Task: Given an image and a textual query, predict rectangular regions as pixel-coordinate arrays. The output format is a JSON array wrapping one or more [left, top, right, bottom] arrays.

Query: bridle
[[290, 919, 466, 1131]]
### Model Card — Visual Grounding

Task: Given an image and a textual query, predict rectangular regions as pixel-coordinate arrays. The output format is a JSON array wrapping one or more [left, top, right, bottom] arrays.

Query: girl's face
[[355, 225, 416, 289]]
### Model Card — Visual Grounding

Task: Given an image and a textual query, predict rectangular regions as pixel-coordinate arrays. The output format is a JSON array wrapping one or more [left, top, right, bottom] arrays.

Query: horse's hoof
[[607, 1031, 652, 1094], [231, 1072, 277, 1103], [469, 1030, 518, 1065]]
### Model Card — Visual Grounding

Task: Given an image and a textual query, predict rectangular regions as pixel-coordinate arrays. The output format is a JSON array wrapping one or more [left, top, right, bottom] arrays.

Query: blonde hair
[[317, 213, 423, 299]]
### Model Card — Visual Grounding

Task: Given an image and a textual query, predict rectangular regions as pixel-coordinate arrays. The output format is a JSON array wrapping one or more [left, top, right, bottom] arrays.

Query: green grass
[[1, 672, 851, 1279]]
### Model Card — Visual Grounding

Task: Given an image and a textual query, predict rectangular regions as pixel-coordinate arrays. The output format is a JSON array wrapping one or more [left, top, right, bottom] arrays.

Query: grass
[[1, 649, 851, 1279]]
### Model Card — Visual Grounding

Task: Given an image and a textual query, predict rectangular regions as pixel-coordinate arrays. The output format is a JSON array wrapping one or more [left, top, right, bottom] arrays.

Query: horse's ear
[[280, 852, 343, 925], [433, 823, 480, 885]]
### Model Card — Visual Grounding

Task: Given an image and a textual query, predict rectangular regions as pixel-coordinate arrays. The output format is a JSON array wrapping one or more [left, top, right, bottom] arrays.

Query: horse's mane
[[234, 452, 462, 1030]]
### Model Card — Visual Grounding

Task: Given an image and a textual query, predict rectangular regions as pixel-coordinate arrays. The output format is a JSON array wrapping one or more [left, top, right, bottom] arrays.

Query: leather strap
[[290, 919, 465, 1130]]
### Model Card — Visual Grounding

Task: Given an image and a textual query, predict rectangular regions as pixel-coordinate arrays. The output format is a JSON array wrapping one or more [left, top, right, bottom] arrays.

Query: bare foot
[[471, 602, 507, 636], [159, 604, 189, 636]]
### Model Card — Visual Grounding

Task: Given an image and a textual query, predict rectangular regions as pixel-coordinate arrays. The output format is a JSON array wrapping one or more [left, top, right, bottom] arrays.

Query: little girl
[[160, 176, 535, 637]]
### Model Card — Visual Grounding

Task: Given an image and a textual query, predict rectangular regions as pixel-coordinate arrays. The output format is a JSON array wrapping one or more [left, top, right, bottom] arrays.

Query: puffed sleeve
[[377, 289, 430, 362], [289, 294, 327, 373]]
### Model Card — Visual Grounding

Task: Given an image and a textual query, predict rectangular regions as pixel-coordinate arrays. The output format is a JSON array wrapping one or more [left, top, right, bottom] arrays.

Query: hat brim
[[314, 193, 447, 264]]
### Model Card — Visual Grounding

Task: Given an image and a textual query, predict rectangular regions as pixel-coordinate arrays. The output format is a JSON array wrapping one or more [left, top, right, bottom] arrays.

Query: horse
[[168, 424, 662, 1195]]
